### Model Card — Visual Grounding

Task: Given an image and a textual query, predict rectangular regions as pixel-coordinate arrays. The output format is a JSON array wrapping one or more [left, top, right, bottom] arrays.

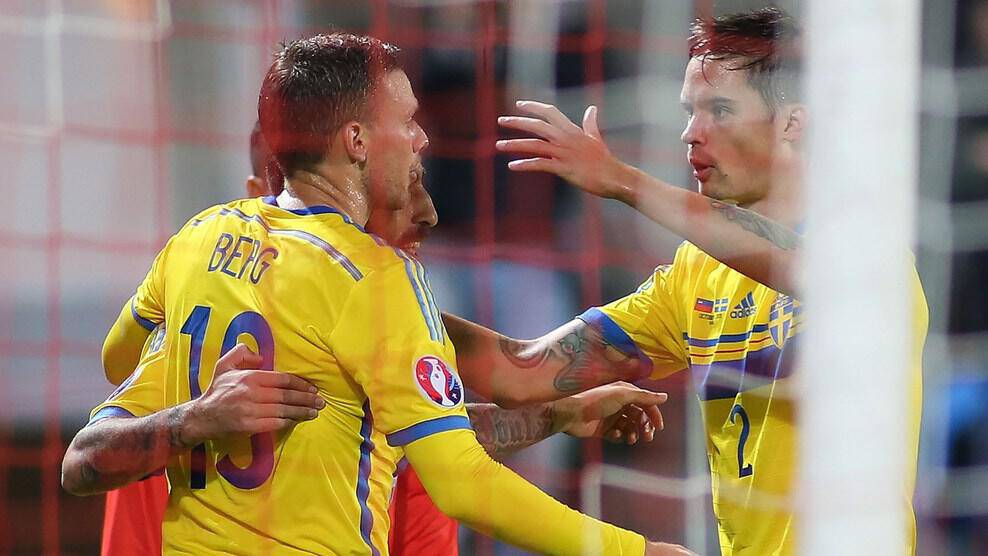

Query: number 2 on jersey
[[180, 305, 276, 490], [729, 403, 754, 478]]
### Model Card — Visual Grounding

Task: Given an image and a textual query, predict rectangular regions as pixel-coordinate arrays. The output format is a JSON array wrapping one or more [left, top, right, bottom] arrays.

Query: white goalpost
[[800, 1, 922, 554]]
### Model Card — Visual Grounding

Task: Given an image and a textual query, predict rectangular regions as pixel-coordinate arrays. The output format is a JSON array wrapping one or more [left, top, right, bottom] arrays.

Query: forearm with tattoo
[[709, 199, 802, 251], [443, 313, 648, 405], [62, 404, 193, 496], [468, 402, 557, 458], [498, 322, 643, 395]]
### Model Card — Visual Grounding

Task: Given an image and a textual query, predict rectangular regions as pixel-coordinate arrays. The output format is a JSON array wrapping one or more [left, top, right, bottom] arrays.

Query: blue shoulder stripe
[[395, 249, 440, 342], [130, 298, 159, 331], [89, 405, 135, 425], [386, 415, 472, 447], [413, 260, 444, 344], [578, 308, 654, 375]]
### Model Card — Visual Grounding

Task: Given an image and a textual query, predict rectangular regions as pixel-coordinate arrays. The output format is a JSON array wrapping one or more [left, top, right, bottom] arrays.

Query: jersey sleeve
[[406, 430, 646, 555], [330, 255, 470, 446], [90, 328, 168, 424], [129, 235, 180, 331], [584, 263, 689, 379]]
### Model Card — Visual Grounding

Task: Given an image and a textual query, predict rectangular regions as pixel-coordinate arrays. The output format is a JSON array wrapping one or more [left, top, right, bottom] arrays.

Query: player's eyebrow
[[682, 96, 736, 112]]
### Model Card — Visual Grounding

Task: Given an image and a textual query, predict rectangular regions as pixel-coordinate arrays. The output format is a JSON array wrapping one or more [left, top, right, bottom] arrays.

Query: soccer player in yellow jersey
[[69, 133, 672, 554], [60, 33, 691, 555], [443, 7, 927, 556]]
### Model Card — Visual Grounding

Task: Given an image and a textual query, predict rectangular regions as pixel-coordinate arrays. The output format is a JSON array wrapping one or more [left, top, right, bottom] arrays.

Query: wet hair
[[687, 7, 802, 114], [257, 33, 400, 176]]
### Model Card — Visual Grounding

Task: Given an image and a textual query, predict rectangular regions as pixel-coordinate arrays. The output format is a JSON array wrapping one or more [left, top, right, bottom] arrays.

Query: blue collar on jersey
[[262, 195, 368, 234]]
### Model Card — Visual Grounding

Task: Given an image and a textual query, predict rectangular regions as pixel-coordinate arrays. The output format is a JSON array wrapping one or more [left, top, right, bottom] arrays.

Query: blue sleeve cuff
[[386, 415, 472, 447], [88, 405, 135, 425], [130, 298, 160, 332], [577, 308, 654, 375]]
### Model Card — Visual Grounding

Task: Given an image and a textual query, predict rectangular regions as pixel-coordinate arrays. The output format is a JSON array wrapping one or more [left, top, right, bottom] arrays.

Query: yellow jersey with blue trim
[[116, 196, 469, 555], [580, 240, 927, 556]]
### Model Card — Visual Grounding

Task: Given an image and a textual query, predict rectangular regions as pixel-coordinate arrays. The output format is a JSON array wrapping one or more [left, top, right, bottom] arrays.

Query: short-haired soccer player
[[460, 7, 927, 555], [62, 33, 690, 555], [94, 127, 669, 555]]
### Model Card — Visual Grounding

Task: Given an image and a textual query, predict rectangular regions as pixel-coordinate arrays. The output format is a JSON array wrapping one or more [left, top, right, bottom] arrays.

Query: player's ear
[[781, 104, 806, 143], [341, 121, 368, 163], [245, 176, 268, 198]]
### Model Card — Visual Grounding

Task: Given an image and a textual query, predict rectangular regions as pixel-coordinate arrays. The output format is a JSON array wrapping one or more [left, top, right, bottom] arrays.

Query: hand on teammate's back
[[496, 100, 635, 203], [177, 343, 325, 447], [646, 541, 699, 555], [552, 381, 667, 445]]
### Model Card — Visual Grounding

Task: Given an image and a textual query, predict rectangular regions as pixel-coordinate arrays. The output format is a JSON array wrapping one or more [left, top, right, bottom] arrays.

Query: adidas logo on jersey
[[730, 292, 758, 318]]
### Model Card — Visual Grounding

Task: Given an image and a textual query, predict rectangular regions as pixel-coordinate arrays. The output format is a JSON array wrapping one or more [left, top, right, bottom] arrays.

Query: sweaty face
[[363, 69, 430, 213], [680, 57, 780, 205], [365, 162, 437, 256]]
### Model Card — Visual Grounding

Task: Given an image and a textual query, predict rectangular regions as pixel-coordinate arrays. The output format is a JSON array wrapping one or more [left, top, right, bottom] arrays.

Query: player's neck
[[282, 169, 369, 225], [743, 164, 805, 229]]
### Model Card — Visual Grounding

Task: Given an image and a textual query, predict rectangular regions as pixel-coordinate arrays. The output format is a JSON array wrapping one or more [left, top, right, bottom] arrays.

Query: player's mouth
[[689, 155, 715, 183], [399, 229, 428, 257]]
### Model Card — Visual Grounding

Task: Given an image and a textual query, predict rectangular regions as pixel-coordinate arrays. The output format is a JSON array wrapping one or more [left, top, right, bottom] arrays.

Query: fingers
[[506, 158, 565, 174], [620, 389, 669, 407], [644, 403, 665, 432], [514, 100, 582, 132], [252, 387, 326, 410], [250, 418, 300, 434], [582, 105, 602, 140], [254, 371, 319, 394], [252, 403, 320, 422], [215, 343, 263, 374], [601, 400, 664, 445], [497, 115, 566, 142], [495, 138, 562, 159]]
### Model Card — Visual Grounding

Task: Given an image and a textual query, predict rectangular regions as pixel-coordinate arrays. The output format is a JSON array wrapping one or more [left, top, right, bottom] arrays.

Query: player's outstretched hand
[[551, 381, 666, 445], [497, 100, 634, 203], [645, 541, 699, 556], [179, 343, 325, 446]]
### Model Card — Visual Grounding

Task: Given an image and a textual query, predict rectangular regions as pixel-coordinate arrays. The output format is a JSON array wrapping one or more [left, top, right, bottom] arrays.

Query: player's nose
[[680, 114, 705, 146], [412, 121, 429, 153]]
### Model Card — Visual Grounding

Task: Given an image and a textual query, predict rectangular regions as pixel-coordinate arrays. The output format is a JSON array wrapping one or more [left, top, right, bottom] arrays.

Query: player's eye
[[712, 104, 730, 119]]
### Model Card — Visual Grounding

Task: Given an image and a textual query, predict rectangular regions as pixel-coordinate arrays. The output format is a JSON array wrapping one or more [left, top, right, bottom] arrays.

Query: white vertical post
[[800, 1, 921, 555]]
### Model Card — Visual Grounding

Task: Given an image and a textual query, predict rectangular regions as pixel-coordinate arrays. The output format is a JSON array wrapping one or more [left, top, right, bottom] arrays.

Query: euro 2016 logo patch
[[414, 356, 463, 407]]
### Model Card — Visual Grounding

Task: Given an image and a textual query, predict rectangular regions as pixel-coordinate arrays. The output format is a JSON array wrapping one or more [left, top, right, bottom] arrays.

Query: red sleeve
[[101, 475, 168, 556], [388, 466, 459, 556]]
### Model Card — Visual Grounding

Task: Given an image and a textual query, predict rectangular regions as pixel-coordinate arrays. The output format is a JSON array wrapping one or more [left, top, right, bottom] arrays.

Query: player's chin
[[699, 180, 730, 201]]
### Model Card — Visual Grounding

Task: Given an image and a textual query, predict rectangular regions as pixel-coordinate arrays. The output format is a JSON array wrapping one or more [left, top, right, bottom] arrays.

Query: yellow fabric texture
[[94, 197, 643, 555], [593, 241, 926, 556]]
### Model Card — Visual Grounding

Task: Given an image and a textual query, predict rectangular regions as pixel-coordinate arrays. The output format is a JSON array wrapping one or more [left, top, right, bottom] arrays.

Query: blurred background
[[0, 0, 985, 554]]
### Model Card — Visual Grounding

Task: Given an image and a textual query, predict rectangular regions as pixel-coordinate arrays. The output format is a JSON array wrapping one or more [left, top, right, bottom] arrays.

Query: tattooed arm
[[62, 345, 322, 496], [496, 100, 802, 296], [62, 405, 199, 495], [468, 403, 556, 457], [445, 314, 650, 407], [467, 382, 667, 458]]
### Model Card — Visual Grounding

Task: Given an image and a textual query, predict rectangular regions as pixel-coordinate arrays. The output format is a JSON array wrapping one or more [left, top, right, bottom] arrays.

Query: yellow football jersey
[[103, 197, 471, 555], [582, 241, 927, 556], [91, 325, 168, 422]]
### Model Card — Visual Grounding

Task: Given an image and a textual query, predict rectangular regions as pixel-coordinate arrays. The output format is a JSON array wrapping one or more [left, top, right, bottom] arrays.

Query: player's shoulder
[[348, 243, 423, 284], [173, 198, 264, 234], [674, 240, 706, 265]]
